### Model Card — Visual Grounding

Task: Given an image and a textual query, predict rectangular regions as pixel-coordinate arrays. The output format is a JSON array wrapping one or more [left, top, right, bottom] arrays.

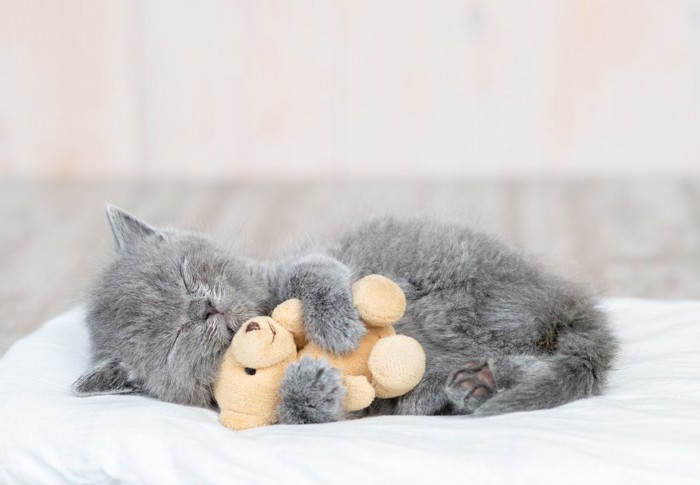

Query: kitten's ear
[[72, 360, 143, 396], [105, 205, 160, 251]]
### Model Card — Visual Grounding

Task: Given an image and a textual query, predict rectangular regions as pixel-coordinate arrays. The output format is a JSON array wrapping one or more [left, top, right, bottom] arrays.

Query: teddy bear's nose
[[246, 321, 261, 332]]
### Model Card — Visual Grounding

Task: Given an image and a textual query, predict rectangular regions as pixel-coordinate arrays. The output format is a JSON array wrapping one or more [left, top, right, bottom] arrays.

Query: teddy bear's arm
[[271, 253, 366, 354]]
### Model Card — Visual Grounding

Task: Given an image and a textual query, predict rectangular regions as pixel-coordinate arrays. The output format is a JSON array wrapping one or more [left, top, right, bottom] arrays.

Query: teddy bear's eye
[[244, 368, 256, 376]]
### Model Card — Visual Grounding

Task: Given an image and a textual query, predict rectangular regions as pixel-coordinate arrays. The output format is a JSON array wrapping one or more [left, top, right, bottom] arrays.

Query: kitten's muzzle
[[203, 299, 218, 319]]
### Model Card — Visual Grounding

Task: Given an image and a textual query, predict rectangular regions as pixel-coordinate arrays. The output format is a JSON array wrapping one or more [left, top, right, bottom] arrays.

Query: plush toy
[[213, 315, 298, 431], [213, 274, 426, 431]]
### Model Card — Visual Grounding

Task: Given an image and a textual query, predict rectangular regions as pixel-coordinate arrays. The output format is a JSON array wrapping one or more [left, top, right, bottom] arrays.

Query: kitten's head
[[72, 206, 270, 407]]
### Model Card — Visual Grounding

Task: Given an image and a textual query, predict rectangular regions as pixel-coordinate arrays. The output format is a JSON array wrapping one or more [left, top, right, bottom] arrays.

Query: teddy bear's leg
[[342, 375, 376, 411], [219, 410, 270, 431], [368, 335, 426, 399]]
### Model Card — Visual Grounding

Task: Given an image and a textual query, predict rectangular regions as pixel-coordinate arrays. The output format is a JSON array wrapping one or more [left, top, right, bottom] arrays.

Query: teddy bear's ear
[[271, 299, 308, 348], [352, 275, 406, 327]]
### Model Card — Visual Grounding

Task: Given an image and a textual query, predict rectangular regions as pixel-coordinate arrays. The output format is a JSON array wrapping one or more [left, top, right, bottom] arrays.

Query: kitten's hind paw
[[445, 360, 496, 413]]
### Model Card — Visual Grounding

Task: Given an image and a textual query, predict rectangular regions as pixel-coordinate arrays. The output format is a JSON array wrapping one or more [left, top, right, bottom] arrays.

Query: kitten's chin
[[221, 310, 234, 330]]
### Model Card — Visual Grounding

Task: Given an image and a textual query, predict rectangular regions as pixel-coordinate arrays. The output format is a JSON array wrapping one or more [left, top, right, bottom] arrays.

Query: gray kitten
[[73, 206, 617, 422]]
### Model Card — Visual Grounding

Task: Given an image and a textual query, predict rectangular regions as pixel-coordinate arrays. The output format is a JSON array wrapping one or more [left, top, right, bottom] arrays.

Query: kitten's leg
[[383, 353, 602, 417], [392, 372, 455, 415], [446, 353, 606, 416], [277, 357, 346, 425], [272, 253, 365, 354], [387, 323, 616, 417], [447, 321, 617, 416], [366, 371, 454, 416]]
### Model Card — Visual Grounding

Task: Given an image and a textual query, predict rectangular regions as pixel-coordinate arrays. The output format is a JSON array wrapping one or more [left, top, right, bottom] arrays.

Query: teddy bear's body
[[214, 317, 297, 431], [214, 275, 426, 431], [299, 324, 395, 380], [215, 351, 294, 431]]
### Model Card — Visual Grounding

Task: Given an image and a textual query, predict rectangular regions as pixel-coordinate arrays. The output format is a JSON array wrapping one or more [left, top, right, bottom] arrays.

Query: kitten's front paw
[[445, 360, 496, 413], [277, 357, 345, 425], [302, 292, 365, 354]]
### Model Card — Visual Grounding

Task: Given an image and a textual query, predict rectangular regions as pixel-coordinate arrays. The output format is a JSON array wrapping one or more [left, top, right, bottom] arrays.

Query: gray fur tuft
[[276, 357, 345, 425]]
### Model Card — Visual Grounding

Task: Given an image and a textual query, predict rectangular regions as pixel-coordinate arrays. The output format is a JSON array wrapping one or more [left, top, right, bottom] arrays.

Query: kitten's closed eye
[[180, 259, 195, 294], [180, 258, 220, 296]]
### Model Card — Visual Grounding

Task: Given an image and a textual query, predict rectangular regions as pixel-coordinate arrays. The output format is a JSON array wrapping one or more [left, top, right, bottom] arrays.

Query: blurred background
[[1, 1, 699, 354], [1, 1, 699, 179]]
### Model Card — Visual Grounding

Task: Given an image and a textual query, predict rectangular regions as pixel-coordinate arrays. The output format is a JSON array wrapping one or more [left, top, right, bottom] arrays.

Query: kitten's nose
[[203, 299, 218, 319]]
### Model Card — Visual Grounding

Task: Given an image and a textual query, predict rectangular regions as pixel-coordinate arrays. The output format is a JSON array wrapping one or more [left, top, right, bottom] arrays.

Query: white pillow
[[1, 300, 699, 484]]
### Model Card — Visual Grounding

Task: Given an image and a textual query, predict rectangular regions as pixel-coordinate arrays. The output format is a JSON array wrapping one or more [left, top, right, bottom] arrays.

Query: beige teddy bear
[[213, 315, 298, 431], [214, 274, 426, 431]]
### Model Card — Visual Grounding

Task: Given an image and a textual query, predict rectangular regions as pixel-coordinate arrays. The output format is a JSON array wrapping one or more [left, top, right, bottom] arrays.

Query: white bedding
[[1, 299, 699, 484]]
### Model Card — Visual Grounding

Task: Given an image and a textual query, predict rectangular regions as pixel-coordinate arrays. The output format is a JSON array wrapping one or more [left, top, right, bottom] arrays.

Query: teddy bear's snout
[[246, 321, 261, 332]]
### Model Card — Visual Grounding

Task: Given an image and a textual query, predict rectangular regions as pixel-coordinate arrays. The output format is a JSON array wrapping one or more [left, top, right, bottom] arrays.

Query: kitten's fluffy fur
[[74, 206, 617, 421]]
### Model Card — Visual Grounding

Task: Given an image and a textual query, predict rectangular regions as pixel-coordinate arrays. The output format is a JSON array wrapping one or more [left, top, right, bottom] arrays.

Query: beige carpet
[[2, 179, 698, 356]]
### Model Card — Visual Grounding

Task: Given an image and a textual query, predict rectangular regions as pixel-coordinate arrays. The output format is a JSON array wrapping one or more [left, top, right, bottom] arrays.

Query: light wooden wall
[[1, 1, 699, 180]]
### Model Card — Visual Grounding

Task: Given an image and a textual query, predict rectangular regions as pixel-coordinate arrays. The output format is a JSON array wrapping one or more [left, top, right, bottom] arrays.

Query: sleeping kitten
[[73, 206, 617, 422]]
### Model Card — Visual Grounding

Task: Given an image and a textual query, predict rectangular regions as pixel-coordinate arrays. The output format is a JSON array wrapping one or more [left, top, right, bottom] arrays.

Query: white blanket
[[1, 299, 699, 484]]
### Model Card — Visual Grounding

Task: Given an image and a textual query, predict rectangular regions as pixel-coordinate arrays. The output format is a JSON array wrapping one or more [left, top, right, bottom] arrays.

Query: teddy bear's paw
[[369, 335, 426, 399], [342, 375, 375, 411], [277, 357, 345, 425], [352, 274, 407, 327]]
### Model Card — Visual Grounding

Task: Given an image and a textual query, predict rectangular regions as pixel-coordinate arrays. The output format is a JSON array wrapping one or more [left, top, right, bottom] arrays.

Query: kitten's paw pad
[[446, 361, 495, 412], [452, 361, 495, 391], [277, 357, 345, 425]]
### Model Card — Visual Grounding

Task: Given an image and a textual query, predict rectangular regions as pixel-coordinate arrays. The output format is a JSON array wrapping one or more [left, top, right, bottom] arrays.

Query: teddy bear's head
[[230, 317, 296, 369]]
